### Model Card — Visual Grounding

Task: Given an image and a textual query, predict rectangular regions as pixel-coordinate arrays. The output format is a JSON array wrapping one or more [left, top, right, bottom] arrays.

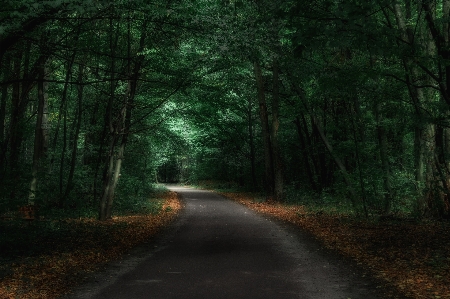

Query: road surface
[[64, 186, 393, 299]]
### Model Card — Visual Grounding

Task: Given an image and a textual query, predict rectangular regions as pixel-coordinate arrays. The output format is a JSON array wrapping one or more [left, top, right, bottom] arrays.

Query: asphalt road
[[64, 186, 392, 299]]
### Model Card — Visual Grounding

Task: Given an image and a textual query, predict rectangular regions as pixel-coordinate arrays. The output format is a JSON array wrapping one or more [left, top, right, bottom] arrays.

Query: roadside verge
[[221, 191, 450, 299], [0, 191, 182, 299]]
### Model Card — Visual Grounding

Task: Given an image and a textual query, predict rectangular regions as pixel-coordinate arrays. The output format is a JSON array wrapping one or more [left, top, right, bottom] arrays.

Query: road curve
[[64, 186, 391, 299]]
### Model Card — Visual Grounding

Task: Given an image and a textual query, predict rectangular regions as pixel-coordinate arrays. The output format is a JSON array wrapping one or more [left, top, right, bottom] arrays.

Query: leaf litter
[[0, 191, 181, 299], [2, 189, 448, 299], [221, 192, 450, 299]]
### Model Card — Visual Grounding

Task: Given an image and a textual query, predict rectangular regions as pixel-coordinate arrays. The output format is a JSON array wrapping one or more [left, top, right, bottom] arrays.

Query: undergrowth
[[0, 189, 182, 299]]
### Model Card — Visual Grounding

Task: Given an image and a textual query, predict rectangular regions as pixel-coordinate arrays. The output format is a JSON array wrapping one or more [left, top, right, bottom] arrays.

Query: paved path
[[64, 186, 391, 299]]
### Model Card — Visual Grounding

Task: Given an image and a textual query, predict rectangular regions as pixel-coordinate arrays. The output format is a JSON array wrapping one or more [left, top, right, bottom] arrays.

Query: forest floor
[[0, 191, 182, 299], [220, 191, 450, 299], [1, 187, 448, 299]]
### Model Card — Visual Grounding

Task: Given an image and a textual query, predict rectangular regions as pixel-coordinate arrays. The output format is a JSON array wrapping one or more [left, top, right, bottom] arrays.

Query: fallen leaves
[[2, 189, 448, 299], [0, 191, 181, 299], [222, 191, 450, 299]]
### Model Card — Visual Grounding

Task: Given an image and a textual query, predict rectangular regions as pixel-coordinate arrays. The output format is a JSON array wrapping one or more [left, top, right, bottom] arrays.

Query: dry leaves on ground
[[0, 191, 181, 299], [222, 192, 450, 299]]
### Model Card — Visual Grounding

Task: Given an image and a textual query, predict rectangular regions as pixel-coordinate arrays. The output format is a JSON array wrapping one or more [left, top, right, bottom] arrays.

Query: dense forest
[[1, 0, 450, 220]]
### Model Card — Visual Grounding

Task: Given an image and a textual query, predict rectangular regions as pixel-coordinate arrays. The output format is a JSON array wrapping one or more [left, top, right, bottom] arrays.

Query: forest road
[[63, 186, 391, 299]]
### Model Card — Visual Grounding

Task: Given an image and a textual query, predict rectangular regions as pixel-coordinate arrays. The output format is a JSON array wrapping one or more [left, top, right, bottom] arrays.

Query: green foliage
[[1, 0, 450, 220], [283, 183, 352, 215]]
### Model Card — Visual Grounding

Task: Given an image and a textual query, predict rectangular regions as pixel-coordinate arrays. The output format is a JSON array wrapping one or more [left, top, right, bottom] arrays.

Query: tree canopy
[[1, 0, 450, 220]]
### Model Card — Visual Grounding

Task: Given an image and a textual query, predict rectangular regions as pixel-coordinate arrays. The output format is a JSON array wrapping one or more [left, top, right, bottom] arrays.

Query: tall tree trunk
[[99, 16, 120, 221], [0, 54, 10, 177], [294, 116, 318, 191], [104, 19, 147, 219], [271, 60, 283, 200], [49, 48, 77, 174], [99, 73, 118, 220], [105, 131, 124, 219], [9, 49, 23, 197], [253, 60, 274, 196], [394, 2, 436, 215], [99, 135, 118, 220], [375, 102, 394, 215], [29, 63, 48, 205], [289, 78, 359, 211], [441, 0, 450, 217], [9, 40, 49, 201], [350, 98, 368, 218], [312, 115, 359, 212], [421, 0, 450, 217], [247, 96, 257, 190], [63, 63, 84, 202], [59, 92, 68, 204]]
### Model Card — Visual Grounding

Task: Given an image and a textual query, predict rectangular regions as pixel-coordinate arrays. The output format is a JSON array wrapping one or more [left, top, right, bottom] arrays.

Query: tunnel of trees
[[1, 0, 450, 220]]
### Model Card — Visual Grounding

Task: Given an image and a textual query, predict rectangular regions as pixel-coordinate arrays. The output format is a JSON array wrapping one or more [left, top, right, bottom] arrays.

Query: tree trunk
[[375, 102, 394, 215], [99, 75, 118, 220], [49, 48, 77, 174], [9, 40, 49, 200], [9, 49, 23, 192], [421, 0, 450, 217], [58, 90, 68, 204], [29, 63, 49, 205], [294, 116, 318, 191], [99, 135, 118, 220], [104, 18, 147, 218], [271, 60, 283, 200], [253, 60, 274, 197], [99, 16, 120, 221], [247, 96, 257, 190], [289, 78, 356, 202], [63, 63, 84, 202], [99, 16, 147, 219], [441, 0, 450, 217], [312, 115, 359, 212], [0, 54, 10, 177], [350, 97, 368, 218], [394, 2, 436, 215], [105, 136, 124, 219]]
